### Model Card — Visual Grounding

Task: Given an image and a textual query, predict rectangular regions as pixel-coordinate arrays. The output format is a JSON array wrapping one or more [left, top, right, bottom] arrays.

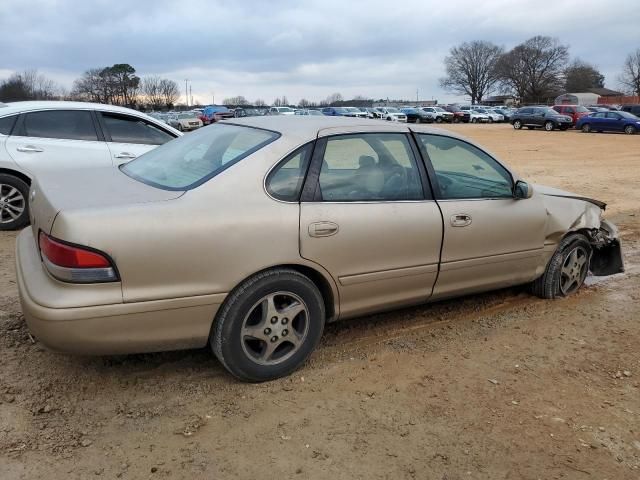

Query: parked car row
[[509, 104, 640, 134]]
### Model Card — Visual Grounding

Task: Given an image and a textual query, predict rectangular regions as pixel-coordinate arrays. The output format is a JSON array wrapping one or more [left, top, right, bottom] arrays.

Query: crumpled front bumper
[[588, 219, 624, 276]]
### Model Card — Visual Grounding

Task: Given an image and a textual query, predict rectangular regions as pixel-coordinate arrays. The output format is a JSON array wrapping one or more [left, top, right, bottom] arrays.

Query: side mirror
[[514, 180, 534, 199]]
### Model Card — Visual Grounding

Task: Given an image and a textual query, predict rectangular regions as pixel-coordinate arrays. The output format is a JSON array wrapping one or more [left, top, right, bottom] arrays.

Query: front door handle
[[114, 152, 137, 159], [308, 221, 339, 237], [450, 214, 472, 227], [16, 145, 44, 153]]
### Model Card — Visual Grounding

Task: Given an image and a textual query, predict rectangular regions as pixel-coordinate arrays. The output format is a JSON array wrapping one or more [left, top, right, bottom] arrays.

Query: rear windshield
[[121, 123, 279, 190]]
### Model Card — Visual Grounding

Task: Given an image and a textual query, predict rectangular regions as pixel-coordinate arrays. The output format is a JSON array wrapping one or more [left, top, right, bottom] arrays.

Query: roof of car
[[223, 115, 462, 140], [0, 100, 154, 117]]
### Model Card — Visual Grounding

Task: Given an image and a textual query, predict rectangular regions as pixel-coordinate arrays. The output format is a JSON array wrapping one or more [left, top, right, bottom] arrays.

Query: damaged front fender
[[536, 184, 624, 277]]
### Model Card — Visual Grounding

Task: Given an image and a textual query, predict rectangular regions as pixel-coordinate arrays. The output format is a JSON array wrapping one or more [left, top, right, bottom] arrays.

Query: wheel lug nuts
[[282, 329, 288, 336], [271, 336, 278, 343], [264, 328, 271, 335], [271, 317, 278, 324], [282, 318, 288, 325]]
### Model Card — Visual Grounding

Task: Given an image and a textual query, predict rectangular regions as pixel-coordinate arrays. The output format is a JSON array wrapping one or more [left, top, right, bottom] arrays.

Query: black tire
[[453, 117, 460, 123], [530, 233, 592, 299], [581, 123, 591, 133], [435, 117, 443, 123], [513, 119, 522, 129], [488, 118, 494, 123], [211, 268, 325, 382], [624, 125, 637, 135], [0, 174, 30, 231], [544, 121, 554, 131], [178, 124, 184, 132]]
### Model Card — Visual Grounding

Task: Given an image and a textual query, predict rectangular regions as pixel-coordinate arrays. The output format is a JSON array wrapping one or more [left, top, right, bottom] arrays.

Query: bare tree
[[0, 69, 60, 101], [298, 98, 311, 108], [497, 36, 569, 103], [564, 60, 605, 92], [223, 95, 249, 106], [254, 98, 266, 107], [159, 79, 179, 108], [618, 48, 640, 96], [325, 92, 343, 105], [439, 41, 503, 104], [142, 76, 164, 109]]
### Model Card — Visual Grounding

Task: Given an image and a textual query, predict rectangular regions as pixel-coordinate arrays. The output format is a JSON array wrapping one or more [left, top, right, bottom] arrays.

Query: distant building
[[484, 95, 517, 106], [372, 99, 438, 108], [555, 88, 625, 106]]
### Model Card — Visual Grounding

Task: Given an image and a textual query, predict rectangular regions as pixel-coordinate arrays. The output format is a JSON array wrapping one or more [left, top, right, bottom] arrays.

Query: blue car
[[576, 110, 640, 135], [321, 107, 350, 116]]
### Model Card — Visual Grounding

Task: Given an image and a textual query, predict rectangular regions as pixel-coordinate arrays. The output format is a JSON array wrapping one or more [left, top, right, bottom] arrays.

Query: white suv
[[0, 101, 181, 230]]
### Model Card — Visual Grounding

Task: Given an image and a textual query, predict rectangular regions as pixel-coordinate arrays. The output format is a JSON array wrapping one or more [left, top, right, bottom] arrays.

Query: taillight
[[38, 232, 118, 283]]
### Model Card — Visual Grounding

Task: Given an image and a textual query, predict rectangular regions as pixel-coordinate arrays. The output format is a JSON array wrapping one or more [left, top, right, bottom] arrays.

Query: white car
[[474, 108, 504, 123], [469, 110, 491, 123], [420, 107, 454, 123], [343, 107, 368, 118], [0, 101, 181, 230], [268, 107, 295, 116], [376, 107, 407, 122]]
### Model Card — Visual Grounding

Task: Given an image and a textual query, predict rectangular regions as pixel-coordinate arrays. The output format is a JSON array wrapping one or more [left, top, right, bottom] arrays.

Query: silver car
[[16, 117, 623, 382]]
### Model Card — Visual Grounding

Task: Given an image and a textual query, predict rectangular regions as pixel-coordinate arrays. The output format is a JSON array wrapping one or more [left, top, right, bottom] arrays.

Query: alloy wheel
[[625, 125, 636, 135], [241, 292, 309, 366], [559, 245, 589, 296], [0, 184, 26, 225]]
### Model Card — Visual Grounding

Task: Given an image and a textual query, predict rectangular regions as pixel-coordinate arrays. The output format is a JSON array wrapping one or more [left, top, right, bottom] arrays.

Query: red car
[[552, 105, 590, 125]]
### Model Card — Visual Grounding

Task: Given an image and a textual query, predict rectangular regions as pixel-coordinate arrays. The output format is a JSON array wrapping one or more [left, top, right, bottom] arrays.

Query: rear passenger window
[[0, 115, 17, 135], [266, 144, 313, 201], [101, 113, 174, 145], [318, 133, 424, 201], [22, 110, 98, 141]]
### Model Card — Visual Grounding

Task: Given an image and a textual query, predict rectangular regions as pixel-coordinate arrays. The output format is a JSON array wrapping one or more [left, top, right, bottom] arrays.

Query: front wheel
[[513, 120, 522, 129], [0, 174, 30, 231], [544, 121, 554, 131], [178, 124, 184, 132], [624, 125, 637, 135], [581, 123, 591, 133], [435, 117, 443, 123], [211, 269, 325, 382], [530, 233, 592, 299]]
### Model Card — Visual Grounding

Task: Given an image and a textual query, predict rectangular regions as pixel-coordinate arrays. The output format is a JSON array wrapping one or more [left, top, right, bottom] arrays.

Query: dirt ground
[[1, 124, 639, 479]]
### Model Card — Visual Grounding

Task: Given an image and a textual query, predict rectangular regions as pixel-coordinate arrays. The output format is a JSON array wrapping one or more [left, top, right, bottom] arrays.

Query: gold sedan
[[16, 116, 623, 381]]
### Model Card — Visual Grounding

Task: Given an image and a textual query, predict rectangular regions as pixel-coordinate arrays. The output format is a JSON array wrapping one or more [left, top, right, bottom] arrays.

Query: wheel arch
[[0, 168, 32, 186], [214, 263, 339, 329]]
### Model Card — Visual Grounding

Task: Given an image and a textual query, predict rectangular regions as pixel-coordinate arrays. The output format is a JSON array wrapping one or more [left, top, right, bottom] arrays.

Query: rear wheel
[[0, 174, 30, 231], [211, 269, 325, 382], [624, 125, 637, 135], [513, 119, 522, 129], [530, 233, 591, 299], [581, 123, 591, 133], [544, 121, 554, 131]]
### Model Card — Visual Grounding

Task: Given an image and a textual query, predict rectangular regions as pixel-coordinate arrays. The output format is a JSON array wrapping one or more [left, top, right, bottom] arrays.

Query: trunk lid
[[29, 166, 183, 236]]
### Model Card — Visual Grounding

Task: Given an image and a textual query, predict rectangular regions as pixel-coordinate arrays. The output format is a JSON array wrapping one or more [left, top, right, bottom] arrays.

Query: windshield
[[178, 113, 195, 119], [122, 124, 279, 190], [278, 107, 294, 113], [385, 107, 400, 113], [543, 108, 559, 115], [433, 107, 446, 112]]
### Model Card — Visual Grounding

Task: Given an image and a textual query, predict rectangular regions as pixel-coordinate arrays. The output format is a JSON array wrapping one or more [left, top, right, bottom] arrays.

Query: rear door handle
[[16, 145, 44, 153], [308, 221, 339, 237], [450, 214, 472, 227], [114, 152, 137, 159]]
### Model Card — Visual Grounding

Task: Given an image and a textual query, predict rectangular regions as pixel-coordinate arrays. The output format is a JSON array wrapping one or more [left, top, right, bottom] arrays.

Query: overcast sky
[[1, 0, 638, 104]]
